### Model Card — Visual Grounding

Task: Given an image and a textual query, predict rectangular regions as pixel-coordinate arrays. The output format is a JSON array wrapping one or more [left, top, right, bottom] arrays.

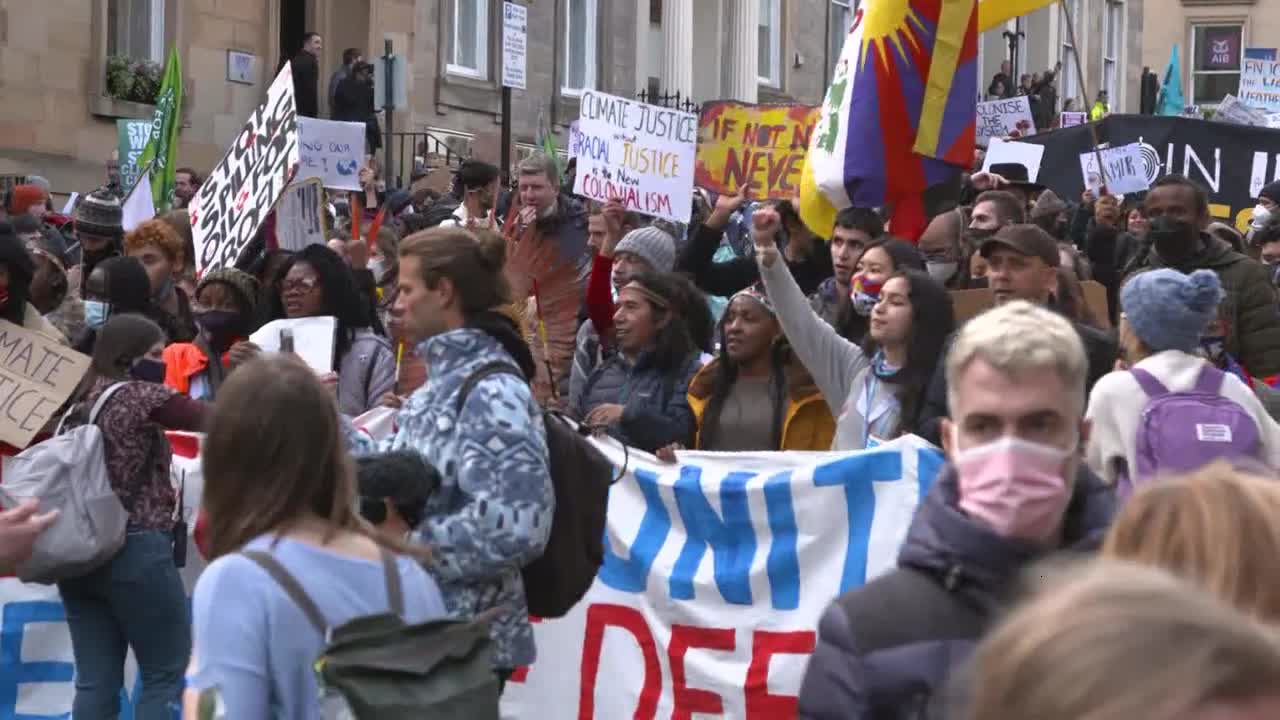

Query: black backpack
[[455, 362, 616, 618]]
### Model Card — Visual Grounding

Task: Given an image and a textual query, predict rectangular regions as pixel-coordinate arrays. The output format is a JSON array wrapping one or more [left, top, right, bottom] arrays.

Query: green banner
[[116, 119, 151, 194], [138, 47, 184, 211]]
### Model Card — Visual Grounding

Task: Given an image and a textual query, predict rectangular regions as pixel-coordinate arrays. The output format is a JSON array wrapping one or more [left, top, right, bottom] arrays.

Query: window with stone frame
[[108, 0, 165, 63], [563, 0, 598, 95], [449, 0, 490, 79], [759, 0, 782, 86]]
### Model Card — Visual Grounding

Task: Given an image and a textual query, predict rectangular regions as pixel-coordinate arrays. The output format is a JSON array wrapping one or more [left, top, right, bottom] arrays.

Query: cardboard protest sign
[[951, 283, 1109, 327], [572, 90, 697, 222], [1079, 143, 1150, 196], [694, 101, 819, 199], [295, 117, 365, 190], [190, 63, 300, 274], [976, 96, 1035, 147], [981, 138, 1045, 181], [275, 178, 327, 252], [0, 321, 91, 449], [1022, 115, 1280, 234], [1060, 111, 1087, 128], [1240, 49, 1280, 113]]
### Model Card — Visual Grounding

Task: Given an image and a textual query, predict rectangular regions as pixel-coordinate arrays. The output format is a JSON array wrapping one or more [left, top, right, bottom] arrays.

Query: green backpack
[[243, 549, 500, 720]]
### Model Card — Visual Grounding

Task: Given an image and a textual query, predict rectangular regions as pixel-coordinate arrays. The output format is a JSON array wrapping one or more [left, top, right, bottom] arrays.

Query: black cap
[[980, 223, 1060, 267]]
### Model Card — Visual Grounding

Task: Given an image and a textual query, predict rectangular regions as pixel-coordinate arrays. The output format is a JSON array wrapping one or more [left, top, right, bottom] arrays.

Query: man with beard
[[173, 168, 201, 209], [810, 207, 883, 326], [1128, 174, 1280, 377], [440, 160, 501, 230]]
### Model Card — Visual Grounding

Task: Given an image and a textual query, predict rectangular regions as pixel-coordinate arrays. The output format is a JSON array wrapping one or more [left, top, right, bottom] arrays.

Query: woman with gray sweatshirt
[[753, 205, 955, 450]]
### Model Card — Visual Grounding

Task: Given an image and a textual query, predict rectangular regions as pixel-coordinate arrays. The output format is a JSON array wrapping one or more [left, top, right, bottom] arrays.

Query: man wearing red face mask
[[797, 300, 1116, 720]]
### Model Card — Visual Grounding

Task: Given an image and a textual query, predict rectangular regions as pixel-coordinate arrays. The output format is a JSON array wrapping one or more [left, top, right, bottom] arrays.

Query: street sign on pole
[[502, 1, 527, 91]]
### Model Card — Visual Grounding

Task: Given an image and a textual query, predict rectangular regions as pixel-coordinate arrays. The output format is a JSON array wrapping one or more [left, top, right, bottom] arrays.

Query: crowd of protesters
[[3, 38, 1280, 720]]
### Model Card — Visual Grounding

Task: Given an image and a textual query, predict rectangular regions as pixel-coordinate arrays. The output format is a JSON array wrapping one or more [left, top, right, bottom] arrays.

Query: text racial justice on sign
[[0, 322, 91, 449], [572, 90, 698, 223], [695, 102, 819, 199], [190, 63, 301, 274]]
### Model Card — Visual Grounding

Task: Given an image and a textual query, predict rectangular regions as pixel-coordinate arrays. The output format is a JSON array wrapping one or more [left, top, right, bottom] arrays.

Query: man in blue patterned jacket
[[345, 225, 553, 685]]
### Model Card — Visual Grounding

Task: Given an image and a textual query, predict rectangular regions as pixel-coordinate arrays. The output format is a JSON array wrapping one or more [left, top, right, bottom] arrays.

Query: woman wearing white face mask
[[797, 301, 1117, 719]]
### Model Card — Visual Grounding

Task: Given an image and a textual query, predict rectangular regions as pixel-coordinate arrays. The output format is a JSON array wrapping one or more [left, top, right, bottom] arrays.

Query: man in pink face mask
[[797, 300, 1116, 720]]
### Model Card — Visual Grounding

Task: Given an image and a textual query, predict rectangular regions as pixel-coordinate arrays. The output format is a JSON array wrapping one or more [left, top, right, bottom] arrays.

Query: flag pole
[[1057, 0, 1110, 191]]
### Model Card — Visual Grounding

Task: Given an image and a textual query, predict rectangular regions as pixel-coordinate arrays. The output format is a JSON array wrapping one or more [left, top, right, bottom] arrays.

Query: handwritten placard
[[694, 101, 819, 199], [275, 178, 327, 252], [571, 90, 697, 222], [0, 321, 90, 449], [1060, 111, 1087, 128], [981, 138, 1045, 182], [295, 117, 365, 191], [976, 96, 1036, 147], [190, 63, 300, 274], [1240, 48, 1280, 113], [1079, 143, 1150, 196]]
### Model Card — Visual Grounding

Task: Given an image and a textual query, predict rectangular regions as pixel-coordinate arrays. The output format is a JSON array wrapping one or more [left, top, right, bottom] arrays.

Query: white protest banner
[[190, 63, 300, 274], [981, 137, 1045, 182], [572, 90, 697, 222], [0, 434, 943, 718], [275, 178, 327, 252], [502, 1, 528, 91], [1239, 49, 1280, 113], [0, 321, 90, 449], [975, 96, 1035, 147], [120, 170, 156, 232], [249, 316, 337, 373], [1214, 94, 1270, 127], [1060, 111, 1087, 128], [1079, 143, 1150, 196], [295, 117, 365, 191]]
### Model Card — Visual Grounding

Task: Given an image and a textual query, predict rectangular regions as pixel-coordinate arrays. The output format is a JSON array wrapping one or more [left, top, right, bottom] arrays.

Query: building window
[[107, 0, 165, 62], [563, 0, 598, 95], [650, 0, 662, 25], [1102, 0, 1122, 103], [828, 0, 853, 78], [759, 0, 782, 86], [1190, 23, 1243, 106], [1059, 0, 1081, 107], [449, 0, 489, 79]]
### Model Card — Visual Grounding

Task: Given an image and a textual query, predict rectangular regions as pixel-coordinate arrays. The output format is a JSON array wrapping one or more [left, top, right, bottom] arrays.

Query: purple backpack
[[1123, 366, 1262, 498]]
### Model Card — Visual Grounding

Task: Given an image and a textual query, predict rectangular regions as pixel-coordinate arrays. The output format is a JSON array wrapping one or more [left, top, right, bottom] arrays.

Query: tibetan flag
[[977, 0, 1056, 33], [137, 47, 184, 212], [800, 0, 978, 241]]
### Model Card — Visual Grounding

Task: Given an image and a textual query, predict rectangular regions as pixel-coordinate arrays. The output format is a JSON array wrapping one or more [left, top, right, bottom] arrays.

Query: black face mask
[[1149, 215, 1201, 267], [196, 310, 245, 350], [964, 226, 997, 247], [969, 276, 990, 289]]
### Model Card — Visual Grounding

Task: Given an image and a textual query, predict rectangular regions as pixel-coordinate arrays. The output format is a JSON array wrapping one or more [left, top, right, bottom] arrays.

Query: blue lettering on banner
[[1, 599, 152, 719], [670, 469, 757, 605], [812, 450, 905, 593], [598, 468, 670, 593], [763, 470, 800, 610]]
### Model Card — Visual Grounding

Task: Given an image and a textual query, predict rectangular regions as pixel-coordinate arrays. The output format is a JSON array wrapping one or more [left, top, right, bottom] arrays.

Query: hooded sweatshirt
[[344, 322, 552, 669]]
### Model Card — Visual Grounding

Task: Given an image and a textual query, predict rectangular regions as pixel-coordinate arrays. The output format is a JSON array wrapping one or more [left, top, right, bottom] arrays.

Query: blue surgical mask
[[84, 300, 111, 329], [151, 276, 174, 302]]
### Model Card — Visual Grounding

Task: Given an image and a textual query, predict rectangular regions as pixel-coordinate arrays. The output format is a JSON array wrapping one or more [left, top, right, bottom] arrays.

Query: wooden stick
[[1057, 0, 1110, 191]]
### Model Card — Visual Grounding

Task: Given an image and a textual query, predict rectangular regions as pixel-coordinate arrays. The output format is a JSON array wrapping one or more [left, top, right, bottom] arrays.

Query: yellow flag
[[978, 0, 1056, 32]]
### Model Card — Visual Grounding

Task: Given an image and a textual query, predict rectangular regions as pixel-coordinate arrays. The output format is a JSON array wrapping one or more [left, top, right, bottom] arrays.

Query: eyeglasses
[[280, 276, 320, 295]]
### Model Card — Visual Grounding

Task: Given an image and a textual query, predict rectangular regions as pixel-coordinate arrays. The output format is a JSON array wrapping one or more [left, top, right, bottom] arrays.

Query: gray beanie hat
[[1121, 268, 1223, 353], [614, 225, 676, 273]]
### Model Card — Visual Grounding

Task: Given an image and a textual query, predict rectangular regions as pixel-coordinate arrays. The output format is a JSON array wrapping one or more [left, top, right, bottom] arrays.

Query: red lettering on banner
[[744, 630, 816, 718], [669, 625, 736, 719], [579, 604, 661, 720]]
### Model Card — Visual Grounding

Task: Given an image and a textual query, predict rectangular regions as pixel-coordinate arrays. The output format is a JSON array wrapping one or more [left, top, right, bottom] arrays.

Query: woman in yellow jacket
[[660, 286, 834, 456]]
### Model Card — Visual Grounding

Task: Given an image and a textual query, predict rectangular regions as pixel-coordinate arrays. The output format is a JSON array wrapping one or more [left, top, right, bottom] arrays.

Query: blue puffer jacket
[[346, 327, 553, 669], [575, 350, 700, 452], [797, 464, 1116, 719]]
